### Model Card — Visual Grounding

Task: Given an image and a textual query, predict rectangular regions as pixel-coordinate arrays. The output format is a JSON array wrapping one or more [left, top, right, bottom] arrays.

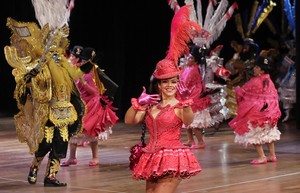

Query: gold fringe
[[59, 126, 69, 142], [44, 126, 54, 143]]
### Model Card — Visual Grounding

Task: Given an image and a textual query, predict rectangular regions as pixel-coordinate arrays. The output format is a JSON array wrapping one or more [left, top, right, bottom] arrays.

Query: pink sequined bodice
[[143, 105, 185, 153]]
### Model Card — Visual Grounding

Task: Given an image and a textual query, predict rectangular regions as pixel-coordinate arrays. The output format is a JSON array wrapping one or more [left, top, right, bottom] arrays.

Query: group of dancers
[[3, 0, 295, 192]]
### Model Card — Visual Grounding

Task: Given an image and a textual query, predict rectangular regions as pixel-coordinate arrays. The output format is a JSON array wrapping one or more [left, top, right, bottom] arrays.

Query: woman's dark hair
[[149, 77, 159, 94], [256, 55, 274, 74]]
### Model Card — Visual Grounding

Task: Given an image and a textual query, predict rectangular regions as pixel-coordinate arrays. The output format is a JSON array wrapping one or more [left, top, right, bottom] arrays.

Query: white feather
[[207, 0, 229, 32], [196, 0, 203, 27], [203, 0, 216, 29], [185, 0, 197, 22], [207, 2, 238, 48], [168, 0, 180, 12], [31, 0, 72, 29]]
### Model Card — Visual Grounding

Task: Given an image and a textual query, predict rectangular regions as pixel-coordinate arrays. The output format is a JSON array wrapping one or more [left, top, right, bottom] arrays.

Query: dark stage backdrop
[[0, 0, 296, 121]]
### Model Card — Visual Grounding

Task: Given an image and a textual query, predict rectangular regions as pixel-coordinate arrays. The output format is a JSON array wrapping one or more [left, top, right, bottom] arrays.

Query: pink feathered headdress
[[153, 5, 201, 79]]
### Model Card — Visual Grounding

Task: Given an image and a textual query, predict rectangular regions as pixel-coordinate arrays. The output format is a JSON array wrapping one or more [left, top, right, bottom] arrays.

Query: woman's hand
[[137, 86, 160, 106], [131, 87, 160, 111], [176, 80, 192, 100]]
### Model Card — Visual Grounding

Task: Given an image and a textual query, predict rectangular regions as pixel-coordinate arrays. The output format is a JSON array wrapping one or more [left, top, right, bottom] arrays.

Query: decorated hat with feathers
[[153, 5, 201, 79]]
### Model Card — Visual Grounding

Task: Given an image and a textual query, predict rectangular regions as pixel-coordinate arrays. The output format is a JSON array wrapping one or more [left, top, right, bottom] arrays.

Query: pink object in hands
[[137, 87, 160, 106], [176, 80, 192, 100]]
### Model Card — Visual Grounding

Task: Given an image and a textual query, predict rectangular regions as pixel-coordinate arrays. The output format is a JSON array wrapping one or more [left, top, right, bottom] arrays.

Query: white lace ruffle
[[234, 121, 281, 147], [184, 109, 212, 129], [70, 128, 113, 144]]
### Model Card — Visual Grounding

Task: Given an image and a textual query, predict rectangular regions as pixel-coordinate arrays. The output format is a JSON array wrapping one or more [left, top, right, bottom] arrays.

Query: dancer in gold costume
[[4, 0, 85, 187]]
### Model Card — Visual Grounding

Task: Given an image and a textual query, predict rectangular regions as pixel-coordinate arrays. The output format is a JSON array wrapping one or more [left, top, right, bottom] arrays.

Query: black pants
[[34, 127, 68, 159]]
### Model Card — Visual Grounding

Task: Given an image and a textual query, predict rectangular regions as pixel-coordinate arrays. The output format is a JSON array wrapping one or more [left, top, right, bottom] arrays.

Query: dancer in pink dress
[[229, 55, 281, 164], [62, 47, 119, 166], [180, 45, 211, 149], [125, 5, 201, 193]]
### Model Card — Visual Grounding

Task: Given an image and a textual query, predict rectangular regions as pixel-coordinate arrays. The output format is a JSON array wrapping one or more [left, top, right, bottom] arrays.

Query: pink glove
[[176, 81, 194, 107], [137, 87, 160, 105], [176, 80, 192, 101], [131, 87, 160, 111]]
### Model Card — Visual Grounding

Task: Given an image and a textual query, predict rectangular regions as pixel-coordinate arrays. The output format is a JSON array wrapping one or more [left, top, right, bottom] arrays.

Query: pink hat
[[153, 59, 183, 79]]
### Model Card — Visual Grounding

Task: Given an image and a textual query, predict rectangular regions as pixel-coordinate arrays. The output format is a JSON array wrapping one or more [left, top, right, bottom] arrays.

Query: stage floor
[[0, 117, 299, 193]]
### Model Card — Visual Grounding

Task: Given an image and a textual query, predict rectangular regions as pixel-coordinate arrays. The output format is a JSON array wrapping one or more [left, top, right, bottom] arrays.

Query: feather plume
[[167, 0, 180, 12], [207, 0, 229, 32], [167, 0, 237, 48], [185, 0, 197, 22], [207, 2, 238, 47], [196, 0, 203, 27], [166, 5, 201, 63], [203, 0, 216, 29], [31, 0, 74, 29], [193, 0, 238, 48]]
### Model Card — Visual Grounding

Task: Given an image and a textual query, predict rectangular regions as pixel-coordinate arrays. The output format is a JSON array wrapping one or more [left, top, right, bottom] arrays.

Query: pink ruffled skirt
[[83, 95, 118, 137], [132, 148, 202, 181]]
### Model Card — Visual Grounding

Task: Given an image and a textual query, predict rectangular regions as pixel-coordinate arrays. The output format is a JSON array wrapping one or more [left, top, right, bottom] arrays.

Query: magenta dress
[[228, 74, 281, 146], [75, 72, 119, 140], [132, 104, 202, 180], [180, 65, 211, 128]]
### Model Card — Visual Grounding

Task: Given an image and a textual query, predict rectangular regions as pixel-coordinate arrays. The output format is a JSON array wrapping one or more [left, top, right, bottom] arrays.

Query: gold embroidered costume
[[4, 3, 85, 185]]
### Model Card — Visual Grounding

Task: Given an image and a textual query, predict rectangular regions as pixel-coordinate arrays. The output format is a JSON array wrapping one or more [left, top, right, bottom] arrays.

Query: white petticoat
[[234, 121, 281, 147], [183, 108, 212, 129], [70, 128, 112, 144]]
